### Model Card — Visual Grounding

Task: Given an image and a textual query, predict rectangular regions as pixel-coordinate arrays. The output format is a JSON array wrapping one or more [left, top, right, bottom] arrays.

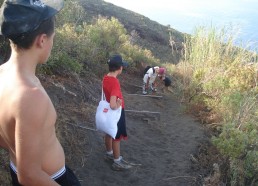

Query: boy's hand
[[116, 98, 122, 108]]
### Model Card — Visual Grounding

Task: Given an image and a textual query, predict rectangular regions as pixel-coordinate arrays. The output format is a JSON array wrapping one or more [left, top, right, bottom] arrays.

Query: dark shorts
[[115, 109, 128, 141], [10, 165, 81, 186], [163, 77, 171, 87]]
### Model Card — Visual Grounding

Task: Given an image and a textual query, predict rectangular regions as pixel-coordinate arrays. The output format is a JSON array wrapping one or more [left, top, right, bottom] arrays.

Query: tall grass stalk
[[175, 25, 258, 185]]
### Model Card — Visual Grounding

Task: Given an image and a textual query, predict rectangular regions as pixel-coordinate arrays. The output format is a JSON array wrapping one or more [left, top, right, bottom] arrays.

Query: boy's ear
[[35, 34, 47, 48]]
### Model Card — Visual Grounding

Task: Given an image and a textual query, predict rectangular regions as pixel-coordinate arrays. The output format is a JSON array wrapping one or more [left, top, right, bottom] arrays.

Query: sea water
[[105, 0, 258, 52], [150, 1, 258, 52]]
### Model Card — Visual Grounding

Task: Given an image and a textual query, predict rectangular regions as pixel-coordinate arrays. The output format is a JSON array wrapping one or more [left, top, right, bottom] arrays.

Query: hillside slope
[[0, 1, 226, 185], [79, 0, 185, 64], [0, 70, 228, 185], [45, 72, 224, 186]]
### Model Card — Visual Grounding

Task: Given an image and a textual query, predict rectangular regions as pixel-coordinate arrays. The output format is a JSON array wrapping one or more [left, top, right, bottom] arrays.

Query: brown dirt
[[0, 71, 227, 186]]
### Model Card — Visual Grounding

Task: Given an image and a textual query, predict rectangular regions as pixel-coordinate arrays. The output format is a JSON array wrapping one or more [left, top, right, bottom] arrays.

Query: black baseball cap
[[107, 54, 128, 68], [0, 0, 64, 37]]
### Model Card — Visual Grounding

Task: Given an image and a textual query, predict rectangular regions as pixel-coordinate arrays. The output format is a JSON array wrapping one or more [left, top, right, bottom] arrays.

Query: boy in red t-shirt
[[102, 54, 132, 170]]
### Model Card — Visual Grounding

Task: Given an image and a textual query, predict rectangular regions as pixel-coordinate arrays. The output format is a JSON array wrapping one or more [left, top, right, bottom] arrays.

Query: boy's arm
[[15, 89, 59, 186], [155, 76, 164, 87], [110, 96, 122, 110]]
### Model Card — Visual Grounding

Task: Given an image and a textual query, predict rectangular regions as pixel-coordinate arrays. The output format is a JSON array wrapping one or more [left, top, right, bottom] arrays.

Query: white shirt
[[143, 66, 159, 84]]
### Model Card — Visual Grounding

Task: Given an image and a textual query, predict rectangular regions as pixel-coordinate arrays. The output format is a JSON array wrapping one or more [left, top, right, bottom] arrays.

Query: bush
[[83, 16, 128, 66], [56, 0, 87, 27], [212, 121, 257, 185], [39, 23, 83, 75], [175, 24, 258, 184]]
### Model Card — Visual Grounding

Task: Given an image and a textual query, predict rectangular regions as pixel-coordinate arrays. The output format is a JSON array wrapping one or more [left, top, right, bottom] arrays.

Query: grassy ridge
[[79, 0, 184, 64]]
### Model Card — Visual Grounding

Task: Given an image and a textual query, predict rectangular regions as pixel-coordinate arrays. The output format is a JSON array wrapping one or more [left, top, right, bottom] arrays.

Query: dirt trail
[[76, 75, 208, 186], [0, 73, 219, 186]]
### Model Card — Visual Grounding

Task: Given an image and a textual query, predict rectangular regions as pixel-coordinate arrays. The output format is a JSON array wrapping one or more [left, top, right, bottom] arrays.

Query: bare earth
[[0, 72, 214, 185], [65, 74, 209, 186]]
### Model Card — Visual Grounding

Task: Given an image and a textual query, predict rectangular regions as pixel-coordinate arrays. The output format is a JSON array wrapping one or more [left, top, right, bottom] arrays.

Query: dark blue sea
[[105, 0, 258, 52]]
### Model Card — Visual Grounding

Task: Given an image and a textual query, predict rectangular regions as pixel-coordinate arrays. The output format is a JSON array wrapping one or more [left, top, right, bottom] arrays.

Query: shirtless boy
[[0, 0, 80, 185]]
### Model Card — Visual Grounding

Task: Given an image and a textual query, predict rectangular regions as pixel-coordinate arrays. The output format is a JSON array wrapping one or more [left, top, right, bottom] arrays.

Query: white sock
[[106, 150, 113, 155], [114, 156, 122, 162]]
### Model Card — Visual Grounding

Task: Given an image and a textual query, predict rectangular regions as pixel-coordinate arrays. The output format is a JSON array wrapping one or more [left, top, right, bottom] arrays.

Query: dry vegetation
[[0, 0, 257, 185]]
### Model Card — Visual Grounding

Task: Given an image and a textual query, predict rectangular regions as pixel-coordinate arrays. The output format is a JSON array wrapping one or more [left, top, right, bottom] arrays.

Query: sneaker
[[150, 86, 157, 92], [112, 157, 132, 171], [142, 90, 148, 95], [104, 153, 114, 161]]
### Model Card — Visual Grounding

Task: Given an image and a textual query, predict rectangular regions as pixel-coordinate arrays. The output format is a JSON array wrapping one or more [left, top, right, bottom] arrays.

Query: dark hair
[[8, 17, 55, 50], [109, 65, 122, 72]]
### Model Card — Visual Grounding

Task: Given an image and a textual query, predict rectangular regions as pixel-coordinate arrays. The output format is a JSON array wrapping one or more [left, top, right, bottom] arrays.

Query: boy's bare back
[[0, 1, 81, 185], [0, 58, 65, 177]]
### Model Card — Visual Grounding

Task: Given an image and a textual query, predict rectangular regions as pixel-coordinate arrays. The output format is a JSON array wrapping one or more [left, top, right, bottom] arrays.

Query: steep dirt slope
[[0, 71, 223, 185], [46, 72, 213, 186], [75, 82, 207, 185]]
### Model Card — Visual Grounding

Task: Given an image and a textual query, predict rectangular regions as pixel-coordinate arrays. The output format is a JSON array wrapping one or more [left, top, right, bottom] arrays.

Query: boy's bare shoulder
[[1, 78, 49, 116], [14, 85, 49, 106]]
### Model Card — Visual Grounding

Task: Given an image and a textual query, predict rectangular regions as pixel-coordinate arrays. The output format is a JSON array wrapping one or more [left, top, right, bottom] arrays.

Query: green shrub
[[212, 122, 257, 185], [175, 24, 258, 184], [39, 24, 84, 75], [83, 16, 128, 65], [120, 40, 159, 70], [56, 0, 87, 26], [40, 52, 83, 75], [41, 9, 162, 76]]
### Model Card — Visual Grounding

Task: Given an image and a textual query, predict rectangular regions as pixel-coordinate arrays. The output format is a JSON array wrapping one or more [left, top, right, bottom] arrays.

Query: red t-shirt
[[103, 75, 124, 108]]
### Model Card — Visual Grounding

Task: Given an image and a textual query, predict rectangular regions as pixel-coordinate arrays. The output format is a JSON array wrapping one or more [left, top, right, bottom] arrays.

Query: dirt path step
[[76, 76, 207, 186]]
